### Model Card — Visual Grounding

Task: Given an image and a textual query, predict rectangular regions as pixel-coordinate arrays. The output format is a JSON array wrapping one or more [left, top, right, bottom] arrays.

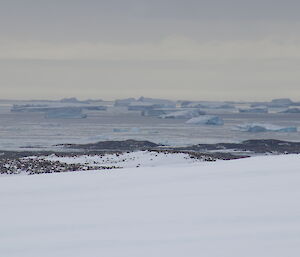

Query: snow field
[[1, 154, 300, 257]]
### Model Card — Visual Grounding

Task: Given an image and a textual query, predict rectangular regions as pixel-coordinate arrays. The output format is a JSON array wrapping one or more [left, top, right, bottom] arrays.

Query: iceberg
[[44, 107, 87, 119], [180, 101, 193, 107], [268, 98, 294, 107], [160, 109, 205, 119], [186, 115, 224, 125], [141, 109, 167, 117], [251, 99, 295, 108], [182, 101, 235, 109], [280, 108, 300, 113], [60, 97, 83, 104], [60, 97, 103, 104], [137, 96, 176, 108], [235, 123, 297, 133], [11, 104, 49, 112], [83, 106, 107, 111], [114, 98, 136, 107], [115, 96, 176, 108], [112, 128, 140, 133], [11, 102, 107, 113], [239, 107, 268, 113], [128, 102, 158, 111], [112, 128, 130, 133], [128, 99, 176, 111]]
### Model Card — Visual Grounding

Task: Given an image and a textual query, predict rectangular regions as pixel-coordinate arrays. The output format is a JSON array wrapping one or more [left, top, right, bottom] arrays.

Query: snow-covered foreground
[[1, 154, 300, 257]]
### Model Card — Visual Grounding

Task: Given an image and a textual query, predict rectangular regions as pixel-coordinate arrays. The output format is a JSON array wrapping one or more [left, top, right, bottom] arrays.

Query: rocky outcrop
[[60, 139, 161, 151], [176, 139, 300, 154]]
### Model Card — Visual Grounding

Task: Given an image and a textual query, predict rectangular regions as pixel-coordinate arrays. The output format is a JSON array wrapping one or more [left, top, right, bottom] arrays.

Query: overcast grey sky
[[1, 0, 300, 101]]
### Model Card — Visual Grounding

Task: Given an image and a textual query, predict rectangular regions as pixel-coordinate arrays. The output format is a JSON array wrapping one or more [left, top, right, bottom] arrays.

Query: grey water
[[0, 101, 300, 151]]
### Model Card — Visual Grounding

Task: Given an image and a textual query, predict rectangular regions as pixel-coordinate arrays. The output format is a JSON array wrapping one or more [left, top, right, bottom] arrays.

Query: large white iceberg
[[186, 115, 224, 125], [235, 123, 297, 133], [160, 109, 205, 119]]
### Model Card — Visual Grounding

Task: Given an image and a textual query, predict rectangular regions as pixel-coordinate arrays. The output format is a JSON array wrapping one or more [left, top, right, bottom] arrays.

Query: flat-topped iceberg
[[268, 98, 294, 107], [239, 107, 268, 113], [128, 102, 159, 111], [115, 96, 176, 108], [160, 109, 205, 119], [112, 127, 140, 133], [44, 107, 87, 119], [182, 101, 235, 109], [114, 98, 136, 107], [235, 123, 297, 133], [137, 96, 176, 108], [11, 104, 49, 112], [11, 103, 107, 113], [250, 98, 296, 108], [141, 109, 167, 117], [280, 108, 300, 113], [60, 97, 85, 104], [186, 115, 224, 125]]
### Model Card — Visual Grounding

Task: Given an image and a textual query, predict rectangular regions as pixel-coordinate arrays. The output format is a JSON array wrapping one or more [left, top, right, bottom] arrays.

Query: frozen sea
[[0, 100, 300, 150]]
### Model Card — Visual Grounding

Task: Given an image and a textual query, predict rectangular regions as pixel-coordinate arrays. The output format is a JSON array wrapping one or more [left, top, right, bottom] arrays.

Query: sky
[[0, 0, 300, 101]]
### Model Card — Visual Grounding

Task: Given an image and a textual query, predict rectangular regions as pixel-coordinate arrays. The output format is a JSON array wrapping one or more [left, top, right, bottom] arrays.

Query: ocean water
[[1, 102, 300, 150]]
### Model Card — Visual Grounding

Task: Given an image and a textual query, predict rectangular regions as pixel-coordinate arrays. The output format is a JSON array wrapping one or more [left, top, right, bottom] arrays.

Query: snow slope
[[1, 154, 300, 257]]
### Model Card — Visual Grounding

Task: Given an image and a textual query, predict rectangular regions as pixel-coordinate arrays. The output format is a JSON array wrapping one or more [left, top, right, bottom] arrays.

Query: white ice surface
[[1, 154, 300, 257]]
